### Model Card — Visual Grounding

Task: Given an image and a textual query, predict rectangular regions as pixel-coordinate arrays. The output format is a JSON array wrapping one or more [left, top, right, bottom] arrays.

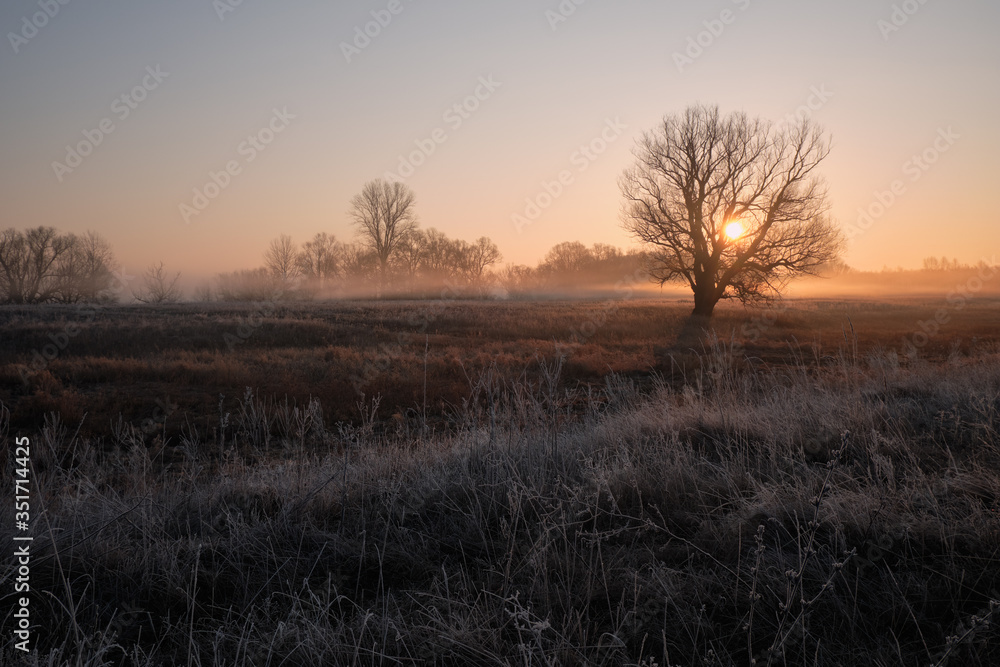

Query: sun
[[724, 221, 745, 241]]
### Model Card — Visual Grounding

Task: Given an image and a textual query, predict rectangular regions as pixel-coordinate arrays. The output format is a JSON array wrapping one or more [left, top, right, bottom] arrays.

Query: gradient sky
[[2, 0, 998, 281]]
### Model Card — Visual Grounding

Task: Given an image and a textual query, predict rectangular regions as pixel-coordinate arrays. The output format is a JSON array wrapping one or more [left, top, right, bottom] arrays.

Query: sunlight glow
[[724, 221, 745, 241]]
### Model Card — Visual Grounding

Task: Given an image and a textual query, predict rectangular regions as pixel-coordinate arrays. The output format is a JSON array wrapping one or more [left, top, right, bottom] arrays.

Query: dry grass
[[3, 297, 999, 436], [2, 298, 1000, 665]]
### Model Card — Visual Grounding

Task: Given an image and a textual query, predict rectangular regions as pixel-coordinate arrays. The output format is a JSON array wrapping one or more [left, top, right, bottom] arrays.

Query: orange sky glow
[[2, 1, 997, 282]]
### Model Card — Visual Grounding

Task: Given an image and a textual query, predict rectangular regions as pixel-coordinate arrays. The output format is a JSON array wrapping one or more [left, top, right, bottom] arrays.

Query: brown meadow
[[4, 296, 999, 438], [2, 296, 1000, 665]]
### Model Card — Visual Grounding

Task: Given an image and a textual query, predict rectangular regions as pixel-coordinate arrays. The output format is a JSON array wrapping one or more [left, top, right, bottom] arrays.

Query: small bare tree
[[349, 179, 418, 287], [263, 234, 300, 285], [133, 262, 182, 304], [464, 237, 503, 282], [621, 105, 842, 317], [296, 232, 341, 289]]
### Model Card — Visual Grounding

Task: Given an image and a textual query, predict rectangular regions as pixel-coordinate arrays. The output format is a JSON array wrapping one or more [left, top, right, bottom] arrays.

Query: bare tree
[[499, 263, 537, 295], [394, 229, 425, 281], [620, 105, 842, 317], [263, 234, 300, 285], [0, 229, 27, 303], [54, 231, 119, 303], [591, 243, 624, 263], [296, 233, 342, 289], [465, 237, 503, 281], [542, 241, 592, 275], [0, 226, 75, 304], [418, 228, 457, 278], [133, 262, 182, 304], [349, 179, 418, 286], [341, 242, 379, 287]]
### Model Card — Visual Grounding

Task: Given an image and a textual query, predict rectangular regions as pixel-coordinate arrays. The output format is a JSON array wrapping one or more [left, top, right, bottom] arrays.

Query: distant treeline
[[204, 232, 653, 301], [0, 227, 119, 304], [0, 225, 651, 304], [829, 257, 997, 275], [1, 224, 983, 305], [209, 229, 503, 301]]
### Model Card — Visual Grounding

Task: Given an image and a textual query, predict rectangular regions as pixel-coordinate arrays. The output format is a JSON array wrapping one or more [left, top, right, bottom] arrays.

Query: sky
[[1, 0, 998, 281]]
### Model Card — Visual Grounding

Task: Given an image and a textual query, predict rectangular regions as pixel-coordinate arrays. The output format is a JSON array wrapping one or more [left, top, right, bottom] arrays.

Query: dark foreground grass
[[2, 332, 1000, 665]]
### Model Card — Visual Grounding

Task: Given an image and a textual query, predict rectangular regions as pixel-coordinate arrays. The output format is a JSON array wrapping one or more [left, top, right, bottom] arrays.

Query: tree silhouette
[[133, 262, 182, 304], [54, 231, 119, 303], [465, 237, 502, 281], [620, 105, 842, 317], [349, 179, 418, 290], [0, 226, 74, 304], [297, 233, 342, 289], [263, 234, 300, 285]]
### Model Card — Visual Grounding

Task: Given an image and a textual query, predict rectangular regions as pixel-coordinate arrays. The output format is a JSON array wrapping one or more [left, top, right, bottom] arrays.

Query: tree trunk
[[377, 256, 389, 299], [691, 282, 719, 317]]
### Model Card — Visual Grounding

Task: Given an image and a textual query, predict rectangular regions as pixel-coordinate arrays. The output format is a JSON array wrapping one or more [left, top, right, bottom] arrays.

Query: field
[[4, 294, 999, 437], [2, 295, 1000, 665]]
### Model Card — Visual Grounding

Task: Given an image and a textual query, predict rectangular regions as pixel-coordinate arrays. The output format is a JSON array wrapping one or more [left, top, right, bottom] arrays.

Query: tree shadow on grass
[[674, 314, 714, 350], [653, 313, 715, 375]]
